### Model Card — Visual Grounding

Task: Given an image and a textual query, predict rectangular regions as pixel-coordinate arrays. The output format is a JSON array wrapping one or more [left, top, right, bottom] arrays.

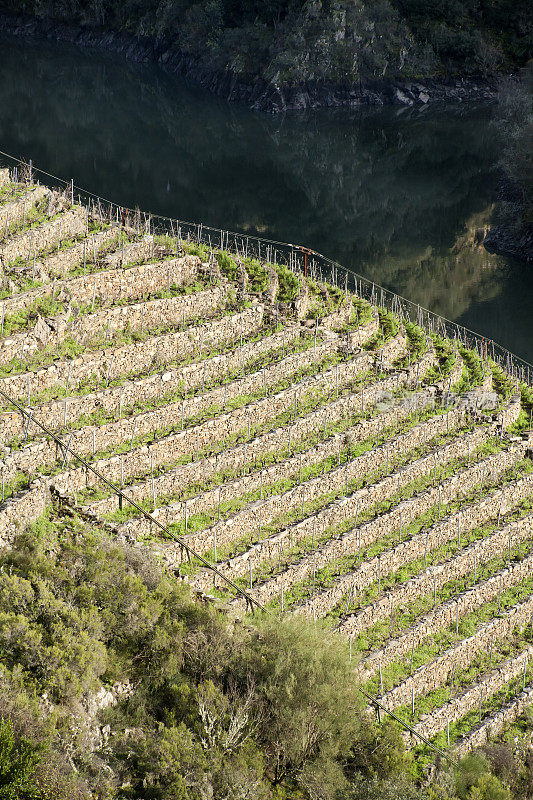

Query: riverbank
[[0, 12, 499, 113]]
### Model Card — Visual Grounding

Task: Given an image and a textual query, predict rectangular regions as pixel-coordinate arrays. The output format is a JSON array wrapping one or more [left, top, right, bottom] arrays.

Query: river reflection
[[0, 36, 530, 359]]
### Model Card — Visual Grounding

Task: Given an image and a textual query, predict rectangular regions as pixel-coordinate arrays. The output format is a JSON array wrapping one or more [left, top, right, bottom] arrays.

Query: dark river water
[[0, 37, 531, 361]]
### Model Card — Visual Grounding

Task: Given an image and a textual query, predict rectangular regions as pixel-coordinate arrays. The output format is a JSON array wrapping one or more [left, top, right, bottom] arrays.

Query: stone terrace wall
[[0, 185, 50, 234], [46, 349, 418, 502], [228, 441, 527, 610], [0, 479, 49, 548], [103, 237, 157, 268], [83, 341, 341, 515], [0, 278, 253, 370], [91, 390, 465, 521], [119, 402, 471, 548], [379, 520, 533, 710], [10, 329, 334, 447], [361, 526, 533, 678], [0, 344, 420, 488], [0, 252, 202, 318], [38, 226, 118, 278], [406, 643, 533, 745], [0, 207, 87, 265], [115, 357, 440, 550], [454, 685, 533, 757], [188, 407, 474, 591], [334, 472, 533, 635], [28, 323, 309, 446], [0, 301, 260, 414]]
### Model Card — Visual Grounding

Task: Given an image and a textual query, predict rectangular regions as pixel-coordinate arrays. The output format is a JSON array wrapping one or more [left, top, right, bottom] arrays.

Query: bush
[[216, 250, 240, 281], [1, 516, 526, 799], [244, 257, 269, 292], [455, 753, 512, 800], [0, 718, 42, 800], [275, 263, 299, 302]]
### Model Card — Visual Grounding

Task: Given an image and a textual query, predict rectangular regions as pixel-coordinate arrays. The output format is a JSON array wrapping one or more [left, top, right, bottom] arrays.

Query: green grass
[[327, 493, 533, 626], [362, 307, 400, 351], [404, 322, 428, 361], [364, 548, 533, 698], [305, 279, 348, 319], [423, 335, 457, 385], [262, 450, 527, 615], [0, 295, 65, 336], [0, 471, 31, 504]]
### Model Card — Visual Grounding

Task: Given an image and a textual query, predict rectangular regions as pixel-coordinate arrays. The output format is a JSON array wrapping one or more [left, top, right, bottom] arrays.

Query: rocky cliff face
[[0, 12, 499, 113]]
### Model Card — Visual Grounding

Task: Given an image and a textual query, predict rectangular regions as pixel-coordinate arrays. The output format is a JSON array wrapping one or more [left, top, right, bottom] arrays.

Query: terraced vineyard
[[1, 164, 533, 767]]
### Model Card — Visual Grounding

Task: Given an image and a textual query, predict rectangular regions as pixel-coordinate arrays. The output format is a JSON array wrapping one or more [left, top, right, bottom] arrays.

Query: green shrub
[[0, 512, 525, 798], [0, 718, 42, 800], [244, 257, 269, 292], [455, 753, 512, 800], [182, 241, 210, 261], [377, 308, 399, 341], [215, 250, 239, 281], [275, 263, 299, 302]]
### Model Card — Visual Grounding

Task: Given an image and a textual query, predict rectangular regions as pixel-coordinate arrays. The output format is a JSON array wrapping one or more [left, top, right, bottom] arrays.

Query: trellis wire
[[1, 151, 530, 388]]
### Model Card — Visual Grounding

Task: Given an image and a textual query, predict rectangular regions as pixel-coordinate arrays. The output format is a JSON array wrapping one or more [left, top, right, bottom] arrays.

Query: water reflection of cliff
[[368, 208, 507, 321], [0, 38, 507, 324]]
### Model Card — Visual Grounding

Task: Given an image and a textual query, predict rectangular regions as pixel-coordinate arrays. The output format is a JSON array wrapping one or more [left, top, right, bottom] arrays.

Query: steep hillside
[[1, 0, 532, 110], [1, 164, 533, 797]]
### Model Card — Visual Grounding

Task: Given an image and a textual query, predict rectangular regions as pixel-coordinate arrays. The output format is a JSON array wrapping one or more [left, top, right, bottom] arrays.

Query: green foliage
[[457, 344, 485, 390], [404, 322, 427, 359], [0, 718, 41, 800], [0, 493, 528, 798], [377, 308, 399, 341], [520, 382, 533, 411], [424, 334, 456, 384], [5, 0, 530, 96], [346, 718, 406, 781], [243, 616, 362, 789], [215, 250, 239, 281], [245, 257, 269, 292], [490, 361, 515, 399], [182, 241, 210, 261], [275, 263, 299, 302], [344, 299, 374, 330], [455, 753, 512, 800], [494, 64, 533, 212], [0, 520, 378, 799]]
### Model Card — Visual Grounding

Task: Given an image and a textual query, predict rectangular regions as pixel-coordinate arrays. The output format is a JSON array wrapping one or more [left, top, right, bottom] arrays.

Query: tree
[[455, 753, 512, 800], [237, 617, 363, 794]]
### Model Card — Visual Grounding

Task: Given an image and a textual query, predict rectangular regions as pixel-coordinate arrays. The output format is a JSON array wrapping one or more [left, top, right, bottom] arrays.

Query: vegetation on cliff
[[3, 0, 532, 91], [1, 513, 532, 800]]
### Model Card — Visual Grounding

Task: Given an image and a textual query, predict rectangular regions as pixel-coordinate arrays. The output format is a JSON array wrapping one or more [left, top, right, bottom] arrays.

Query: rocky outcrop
[[484, 219, 533, 264], [0, 13, 499, 114]]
